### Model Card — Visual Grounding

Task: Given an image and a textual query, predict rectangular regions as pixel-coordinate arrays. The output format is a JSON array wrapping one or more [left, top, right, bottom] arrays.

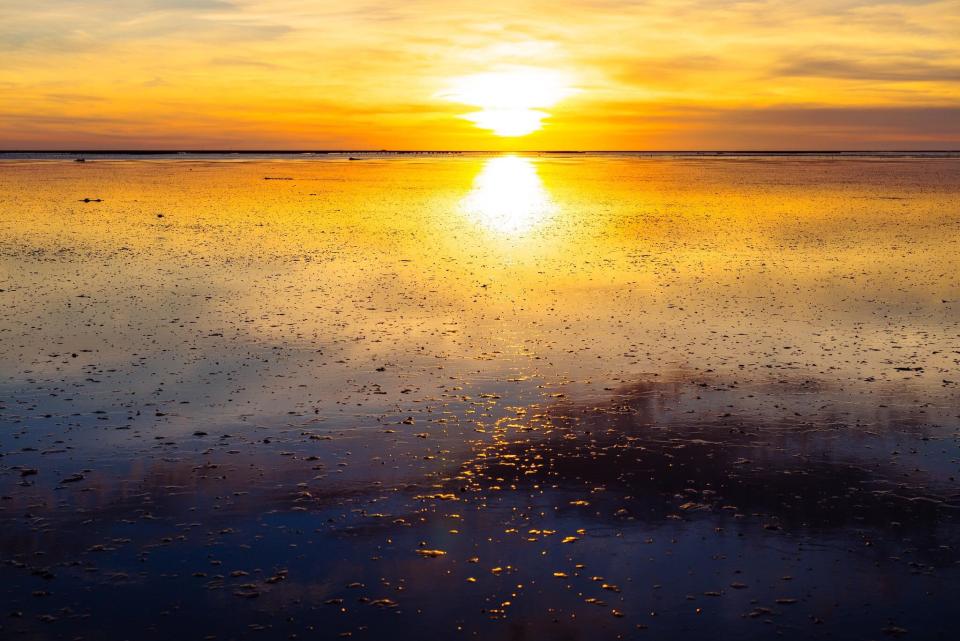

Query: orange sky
[[1, 0, 958, 149]]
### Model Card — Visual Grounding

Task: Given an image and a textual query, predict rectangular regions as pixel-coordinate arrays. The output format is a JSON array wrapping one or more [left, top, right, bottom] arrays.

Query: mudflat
[[1, 154, 958, 640]]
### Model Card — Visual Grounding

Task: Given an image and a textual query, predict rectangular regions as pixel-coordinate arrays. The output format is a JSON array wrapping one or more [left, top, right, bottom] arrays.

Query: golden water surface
[[1, 155, 957, 419]]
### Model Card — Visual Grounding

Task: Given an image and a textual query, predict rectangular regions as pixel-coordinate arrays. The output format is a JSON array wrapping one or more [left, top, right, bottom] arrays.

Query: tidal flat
[[1, 153, 959, 640]]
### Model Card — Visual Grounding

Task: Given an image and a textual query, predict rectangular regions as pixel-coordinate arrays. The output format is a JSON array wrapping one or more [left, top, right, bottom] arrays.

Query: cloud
[[0, 0, 289, 53], [209, 57, 285, 69], [778, 57, 960, 82], [716, 105, 960, 140]]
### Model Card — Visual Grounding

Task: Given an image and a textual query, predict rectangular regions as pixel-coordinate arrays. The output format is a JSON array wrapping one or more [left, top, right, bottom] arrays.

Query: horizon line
[[2, 149, 958, 155]]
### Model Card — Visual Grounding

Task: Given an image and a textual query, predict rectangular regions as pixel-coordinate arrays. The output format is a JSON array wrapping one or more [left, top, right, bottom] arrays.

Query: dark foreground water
[[1, 154, 959, 640]]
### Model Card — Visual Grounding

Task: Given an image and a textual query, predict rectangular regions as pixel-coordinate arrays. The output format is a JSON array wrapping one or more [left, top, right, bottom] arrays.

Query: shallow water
[[1, 154, 959, 639]]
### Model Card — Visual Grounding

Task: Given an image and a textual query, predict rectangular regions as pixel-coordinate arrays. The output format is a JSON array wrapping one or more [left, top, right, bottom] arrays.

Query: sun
[[440, 68, 576, 137], [464, 109, 548, 138]]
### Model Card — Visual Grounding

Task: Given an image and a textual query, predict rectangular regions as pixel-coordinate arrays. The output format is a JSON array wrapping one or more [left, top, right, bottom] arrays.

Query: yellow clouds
[[0, 0, 958, 149]]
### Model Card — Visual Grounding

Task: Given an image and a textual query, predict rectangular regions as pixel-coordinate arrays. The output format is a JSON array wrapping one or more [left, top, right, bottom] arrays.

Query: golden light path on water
[[459, 156, 556, 235]]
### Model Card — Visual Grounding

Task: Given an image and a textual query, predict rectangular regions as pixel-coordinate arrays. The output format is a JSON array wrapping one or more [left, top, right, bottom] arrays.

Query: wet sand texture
[[1, 155, 959, 640]]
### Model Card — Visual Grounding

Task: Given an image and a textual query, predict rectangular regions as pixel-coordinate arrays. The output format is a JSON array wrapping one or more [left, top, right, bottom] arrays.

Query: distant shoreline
[[2, 150, 958, 157]]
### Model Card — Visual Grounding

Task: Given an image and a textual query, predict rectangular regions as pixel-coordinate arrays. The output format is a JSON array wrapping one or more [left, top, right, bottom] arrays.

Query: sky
[[0, 0, 958, 150]]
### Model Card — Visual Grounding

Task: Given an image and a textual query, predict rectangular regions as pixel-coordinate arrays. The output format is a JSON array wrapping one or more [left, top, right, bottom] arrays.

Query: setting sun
[[440, 68, 577, 136]]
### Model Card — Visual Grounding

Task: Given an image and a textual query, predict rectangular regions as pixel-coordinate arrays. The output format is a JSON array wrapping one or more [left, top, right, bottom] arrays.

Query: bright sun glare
[[460, 156, 556, 234], [441, 68, 576, 137]]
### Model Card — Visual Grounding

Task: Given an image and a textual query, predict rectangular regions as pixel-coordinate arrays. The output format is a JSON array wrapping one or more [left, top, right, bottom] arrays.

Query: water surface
[[1, 154, 959, 639]]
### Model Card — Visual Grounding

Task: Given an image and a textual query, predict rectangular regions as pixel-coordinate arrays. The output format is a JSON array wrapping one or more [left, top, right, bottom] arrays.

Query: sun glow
[[460, 156, 556, 234], [441, 68, 576, 137]]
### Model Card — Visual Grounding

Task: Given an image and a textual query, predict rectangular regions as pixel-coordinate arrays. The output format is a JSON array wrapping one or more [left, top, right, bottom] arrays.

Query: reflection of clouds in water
[[468, 378, 960, 532], [460, 156, 556, 235], [10, 377, 957, 548], [3, 377, 959, 639]]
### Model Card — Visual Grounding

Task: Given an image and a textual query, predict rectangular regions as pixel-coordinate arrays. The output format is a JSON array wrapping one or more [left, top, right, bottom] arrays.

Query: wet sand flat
[[1, 154, 959, 640]]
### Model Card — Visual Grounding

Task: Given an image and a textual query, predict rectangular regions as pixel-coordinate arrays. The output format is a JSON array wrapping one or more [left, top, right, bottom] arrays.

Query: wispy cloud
[[777, 57, 960, 82]]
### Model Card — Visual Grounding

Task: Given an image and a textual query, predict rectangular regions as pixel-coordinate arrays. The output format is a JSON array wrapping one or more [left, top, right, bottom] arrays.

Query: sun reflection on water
[[460, 156, 556, 235]]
